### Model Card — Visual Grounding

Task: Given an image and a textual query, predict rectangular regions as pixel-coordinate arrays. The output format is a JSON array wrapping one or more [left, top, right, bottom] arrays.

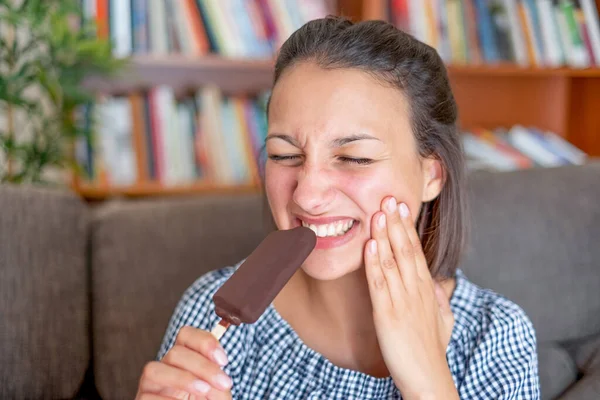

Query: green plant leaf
[[1, 0, 124, 185]]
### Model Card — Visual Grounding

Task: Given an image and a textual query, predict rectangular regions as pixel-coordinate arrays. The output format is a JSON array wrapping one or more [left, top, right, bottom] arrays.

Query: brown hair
[[264, 16, 469, 279]]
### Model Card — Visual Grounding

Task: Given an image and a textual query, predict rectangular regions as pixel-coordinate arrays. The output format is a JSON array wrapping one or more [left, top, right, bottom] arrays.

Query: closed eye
[[339, 157, 374, 165], [268, 154, 301, 162], [268, 155, 374, 165]]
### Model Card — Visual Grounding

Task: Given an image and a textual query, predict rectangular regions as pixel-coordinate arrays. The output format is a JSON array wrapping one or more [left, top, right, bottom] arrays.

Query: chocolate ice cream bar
[[211, 226, 316, 340]]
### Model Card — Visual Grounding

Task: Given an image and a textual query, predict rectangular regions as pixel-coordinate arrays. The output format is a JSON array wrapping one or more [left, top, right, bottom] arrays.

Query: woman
[[136, 16, 539, 400]]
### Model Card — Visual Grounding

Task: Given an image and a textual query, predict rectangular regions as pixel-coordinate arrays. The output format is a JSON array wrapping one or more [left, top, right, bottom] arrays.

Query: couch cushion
[[461, 163, 600, 343], [555, 333, 600, 399], [91, 193, 269, 400], [0, 184, 89, 399], [461, 164, 600, 399], [555, 372, 600, 399], [537, 344, 578, 400], [567, 333, 600, 372]]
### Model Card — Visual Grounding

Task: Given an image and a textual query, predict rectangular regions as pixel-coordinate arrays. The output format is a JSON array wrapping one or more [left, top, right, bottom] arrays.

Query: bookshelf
[[75, 181, 260, 200], [82, 55, 274, 96], [358, 0, 600, 160], [84, 56, 600, 96], [74, 0, 600, 200], [447, 64, 600, 77], [73, 0, 340, 200]]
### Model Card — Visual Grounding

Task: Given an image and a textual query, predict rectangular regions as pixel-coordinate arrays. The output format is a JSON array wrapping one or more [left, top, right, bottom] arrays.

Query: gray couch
[[1, 163, 599, 400]]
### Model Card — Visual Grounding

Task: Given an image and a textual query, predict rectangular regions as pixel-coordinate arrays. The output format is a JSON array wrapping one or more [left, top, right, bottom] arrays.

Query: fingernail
[[191, 379, 211, 394], [369, 240, 377, 254], [386, 197, 397, 213], [399, 203, 409, 218], [216, 374, 233, 390], [378, 214, 386, 229], [213, 348, 229, 366]]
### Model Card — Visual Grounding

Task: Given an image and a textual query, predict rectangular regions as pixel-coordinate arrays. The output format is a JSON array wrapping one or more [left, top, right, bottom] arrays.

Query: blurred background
[[1, 0, 598, 198], [1, 1, 600, 400]]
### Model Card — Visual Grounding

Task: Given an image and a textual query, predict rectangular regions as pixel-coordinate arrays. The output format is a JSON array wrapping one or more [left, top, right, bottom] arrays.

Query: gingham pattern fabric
[[157, 264, 540, 399]]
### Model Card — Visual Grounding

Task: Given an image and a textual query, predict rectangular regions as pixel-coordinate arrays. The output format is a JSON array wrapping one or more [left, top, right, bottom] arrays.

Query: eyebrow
[[265, 133, 381, 148], [331, 134, 381, 147]]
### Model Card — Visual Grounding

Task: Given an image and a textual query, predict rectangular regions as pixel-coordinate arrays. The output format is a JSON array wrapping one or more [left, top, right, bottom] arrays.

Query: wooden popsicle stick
[[211, 319, 230, 340]]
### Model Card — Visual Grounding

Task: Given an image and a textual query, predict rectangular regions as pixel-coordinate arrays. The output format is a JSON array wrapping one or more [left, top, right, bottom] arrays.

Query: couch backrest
[[91, 194, 269, 399], [460, 163, 600, 400], [91, 163, 600, 400], [4, 164, 597, 399], [0, 184, 90, 399], [460, 163, 600, 344]]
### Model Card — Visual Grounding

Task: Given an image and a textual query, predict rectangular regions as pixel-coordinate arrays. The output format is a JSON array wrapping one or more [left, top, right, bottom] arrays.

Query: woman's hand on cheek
[[364, 197, 458, 400]]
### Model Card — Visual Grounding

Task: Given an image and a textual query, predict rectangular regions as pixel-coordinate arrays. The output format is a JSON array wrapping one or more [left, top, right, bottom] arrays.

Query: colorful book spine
[[98, 0, 330, 58], [460, 125, 587, 171], [388, 0, 600, 66], [78, 87, 271, 187]]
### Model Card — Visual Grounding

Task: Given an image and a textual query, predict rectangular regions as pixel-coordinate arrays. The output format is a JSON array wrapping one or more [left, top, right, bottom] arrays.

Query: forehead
[[268, 62, 411, 139]]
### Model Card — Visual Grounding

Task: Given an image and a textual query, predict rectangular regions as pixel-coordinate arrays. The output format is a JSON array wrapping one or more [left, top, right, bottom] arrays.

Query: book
[[98, 0, 331, 58], [76, 87, 269, 187], [461, 125, 587, 171], [388, 0, 600, 66]]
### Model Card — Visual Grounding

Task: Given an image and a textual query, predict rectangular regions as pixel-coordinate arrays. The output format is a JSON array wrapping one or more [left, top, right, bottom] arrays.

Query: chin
[[300, 251, 364, 281]]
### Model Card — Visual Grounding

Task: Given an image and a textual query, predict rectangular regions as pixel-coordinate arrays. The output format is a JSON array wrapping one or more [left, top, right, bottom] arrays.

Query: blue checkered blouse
[[157, 264, 540, 399]]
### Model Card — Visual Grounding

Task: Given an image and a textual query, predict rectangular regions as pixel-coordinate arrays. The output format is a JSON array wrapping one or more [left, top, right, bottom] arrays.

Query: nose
[[292, 163, 336, 214]]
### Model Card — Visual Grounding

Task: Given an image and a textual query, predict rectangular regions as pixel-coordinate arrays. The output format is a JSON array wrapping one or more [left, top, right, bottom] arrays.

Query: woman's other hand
[[364, 196, 457, 400], [135, 326, 232, 400]]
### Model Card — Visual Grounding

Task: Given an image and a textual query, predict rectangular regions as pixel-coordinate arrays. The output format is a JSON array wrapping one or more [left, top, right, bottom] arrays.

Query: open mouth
[[299, 219, 358, 238]]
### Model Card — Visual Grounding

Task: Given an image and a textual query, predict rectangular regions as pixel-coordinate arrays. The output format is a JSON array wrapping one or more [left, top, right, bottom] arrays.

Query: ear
[[421, 158, 444, 202]]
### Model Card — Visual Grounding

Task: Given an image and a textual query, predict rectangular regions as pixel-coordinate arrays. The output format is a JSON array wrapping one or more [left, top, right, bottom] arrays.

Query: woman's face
[[265, 62, 442, 281]]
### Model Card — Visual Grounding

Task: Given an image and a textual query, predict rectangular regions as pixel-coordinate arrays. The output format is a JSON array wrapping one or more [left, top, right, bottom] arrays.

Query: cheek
[[264, 165, 296, 221], [338, 166, 419, 221], [337, 168, 393, 217], [265, 164, 296, 192]]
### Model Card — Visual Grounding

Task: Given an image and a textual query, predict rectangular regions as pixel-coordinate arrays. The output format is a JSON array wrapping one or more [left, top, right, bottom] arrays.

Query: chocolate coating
[[213, 226, 317, 325]]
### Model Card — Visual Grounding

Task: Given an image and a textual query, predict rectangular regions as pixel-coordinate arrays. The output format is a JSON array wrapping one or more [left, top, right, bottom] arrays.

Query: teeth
[[317, 225, 327, 237], [327, 224, 336, 236], [301, 219, 355, 238]]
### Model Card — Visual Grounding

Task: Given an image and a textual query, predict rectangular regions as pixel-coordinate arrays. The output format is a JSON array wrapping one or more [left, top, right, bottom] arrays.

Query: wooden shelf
[[447, 64, 600, 77], [83, 54, 600, 98], [74, 181, 262, 200], [82, 54, 275, 95], [81, 54, 600, 99]]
